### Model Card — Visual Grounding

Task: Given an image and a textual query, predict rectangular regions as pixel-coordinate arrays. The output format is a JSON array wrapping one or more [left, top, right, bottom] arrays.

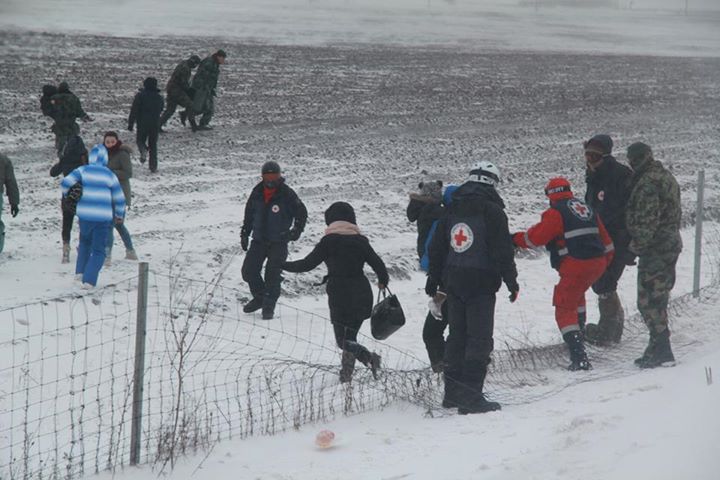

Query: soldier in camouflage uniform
[[625, 142, 682, 368], [189, 49, 227, 131], [159, 55, 201, 131], [49, 82, 92, 157]]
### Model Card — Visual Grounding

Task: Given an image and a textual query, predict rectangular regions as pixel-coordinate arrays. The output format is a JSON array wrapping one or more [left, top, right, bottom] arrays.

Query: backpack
[[62, 183, 83, 215]]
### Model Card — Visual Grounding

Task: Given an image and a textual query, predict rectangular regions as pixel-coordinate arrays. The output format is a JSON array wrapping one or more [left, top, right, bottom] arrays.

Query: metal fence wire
[[2, 222, 720, 480]]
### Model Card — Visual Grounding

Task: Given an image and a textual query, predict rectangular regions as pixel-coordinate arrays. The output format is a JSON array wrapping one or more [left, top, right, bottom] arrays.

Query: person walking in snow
[[407, 180, 455, 372], [49, 81, 92, 157], [128, 77, 164, 173], [427, 162, 518, 414], [159, 54, 201, 131], [512, 177, 614, 371], [102, 132, 137, 264], [283, 202, 388, 383], [582, 134, 635, 346], [240, 161, 307, 319], [0, 153, 20, 255], [625, 142, 682, 369], [61, 145, 125, 287], [189, 49, 226, 131], [50, 134, 88, 263]]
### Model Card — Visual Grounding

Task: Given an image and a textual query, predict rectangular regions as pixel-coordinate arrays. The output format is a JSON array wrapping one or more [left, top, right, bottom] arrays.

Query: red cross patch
[[568, 199, 592, 220], [450, 223, 474, 253]]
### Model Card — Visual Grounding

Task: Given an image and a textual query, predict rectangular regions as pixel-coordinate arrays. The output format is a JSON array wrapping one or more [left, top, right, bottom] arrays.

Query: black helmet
[[261, 161, 281, 175]]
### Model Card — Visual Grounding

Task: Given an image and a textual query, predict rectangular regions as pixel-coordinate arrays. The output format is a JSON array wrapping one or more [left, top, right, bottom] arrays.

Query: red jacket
[[513, 200, 615, 265]]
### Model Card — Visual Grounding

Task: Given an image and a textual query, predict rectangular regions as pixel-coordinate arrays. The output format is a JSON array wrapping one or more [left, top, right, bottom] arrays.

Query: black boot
[[187, 115, 199, 132], [442, 372, 461, 409], [563, 330, 592, 371], [180, 110, 188, 126], [339, 351, 355, 383], [636, 329, 675, 368], [243, 297, 263, 313], [455, 368, 501, 414], [354, 345, 381, 380]]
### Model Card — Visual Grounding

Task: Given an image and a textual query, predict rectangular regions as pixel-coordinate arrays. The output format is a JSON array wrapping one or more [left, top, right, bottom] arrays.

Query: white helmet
[[468, 161, 500, 186]]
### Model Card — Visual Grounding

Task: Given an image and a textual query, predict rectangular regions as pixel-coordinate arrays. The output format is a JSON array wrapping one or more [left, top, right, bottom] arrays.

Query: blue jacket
[[61, 145, 126, 222]]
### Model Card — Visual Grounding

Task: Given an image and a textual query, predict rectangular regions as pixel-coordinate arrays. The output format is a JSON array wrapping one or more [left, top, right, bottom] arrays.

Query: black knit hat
[[627, 142, 653, 163], [261, 161, 281, 174], [143, 77, 159, 91], [584, 134, 613, 155], [324, 202, 357, 226]]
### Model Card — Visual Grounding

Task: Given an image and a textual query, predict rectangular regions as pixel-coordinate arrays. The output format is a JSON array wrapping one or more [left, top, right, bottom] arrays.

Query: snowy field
[[1, 0, 720, 479]]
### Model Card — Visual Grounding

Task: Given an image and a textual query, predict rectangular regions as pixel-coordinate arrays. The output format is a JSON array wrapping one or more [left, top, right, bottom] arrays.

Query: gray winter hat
[[419, 180, 443, 201]]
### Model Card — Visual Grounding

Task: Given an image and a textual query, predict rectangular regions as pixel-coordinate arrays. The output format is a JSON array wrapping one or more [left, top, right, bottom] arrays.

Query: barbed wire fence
[[2, 177, 719, 479]]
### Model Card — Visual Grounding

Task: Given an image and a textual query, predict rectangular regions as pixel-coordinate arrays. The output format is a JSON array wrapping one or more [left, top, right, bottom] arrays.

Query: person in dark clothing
[[41, 84, 58, 117], [0, 153, 21, 255], [582, 134, 635, 345], [407, 180, 444, 260], [189, 49, 226, 130], [427, 162, 518, 414], [241, 161, 308, 319], [49, 82, 92, 157], [283, 202, 388, 382], [128, 77, 165, 173], [50, 135, 88, 263], [159, 55, 201, 131], [407, 181, 458, 373]]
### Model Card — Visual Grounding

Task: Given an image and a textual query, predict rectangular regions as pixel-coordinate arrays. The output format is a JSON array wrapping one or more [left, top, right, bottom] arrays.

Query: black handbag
[[370, 287, 405, 340]]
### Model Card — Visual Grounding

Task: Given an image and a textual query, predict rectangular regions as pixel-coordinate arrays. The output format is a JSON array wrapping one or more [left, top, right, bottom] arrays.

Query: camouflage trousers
[[637, 250, 680, 334], [159, 89, 194, 126]]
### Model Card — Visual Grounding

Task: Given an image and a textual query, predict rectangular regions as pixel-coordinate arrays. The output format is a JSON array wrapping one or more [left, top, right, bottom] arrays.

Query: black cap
[[215, 49, 227, 58], [261, 161, 281, 174], [584, 134, 613, 155]]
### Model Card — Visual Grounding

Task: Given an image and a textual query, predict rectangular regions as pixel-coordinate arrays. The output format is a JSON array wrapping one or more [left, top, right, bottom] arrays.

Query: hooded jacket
[[128, 78, 165, 131], [428, 181, 518, 297], [61, 146, 125, 222]]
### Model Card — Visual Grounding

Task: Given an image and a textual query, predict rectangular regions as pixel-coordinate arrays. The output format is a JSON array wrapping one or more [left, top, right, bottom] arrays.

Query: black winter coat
[[429, 182, 518, 298], [283, 233, 389, 326], [128, 87, 165, 131], [50, 136, 87, 177], [406, 195, 444, 259], [585, 155, 633, 249], [242, 181, 308, 243]]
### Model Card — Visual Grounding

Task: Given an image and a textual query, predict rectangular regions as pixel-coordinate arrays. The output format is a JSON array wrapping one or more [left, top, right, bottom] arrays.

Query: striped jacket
[[61, 145, 126, 222]]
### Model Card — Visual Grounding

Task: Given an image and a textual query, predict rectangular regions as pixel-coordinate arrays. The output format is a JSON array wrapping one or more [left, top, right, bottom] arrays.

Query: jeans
[[77, 220, 111, 286], [106, 222, 134, 256]]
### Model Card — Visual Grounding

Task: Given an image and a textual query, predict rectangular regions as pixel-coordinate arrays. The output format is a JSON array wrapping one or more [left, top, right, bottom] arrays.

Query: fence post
[[693, 170, 704, 298], [130, 262, 149, 465]]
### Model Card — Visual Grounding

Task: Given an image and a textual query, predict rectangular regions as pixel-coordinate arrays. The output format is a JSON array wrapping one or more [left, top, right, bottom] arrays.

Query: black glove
[[283, 228, 301, 242], [507, 281, 519, 303], [10, 204, 19, 217], [240, 234, 249, 252], [425, 277, 438, 297]]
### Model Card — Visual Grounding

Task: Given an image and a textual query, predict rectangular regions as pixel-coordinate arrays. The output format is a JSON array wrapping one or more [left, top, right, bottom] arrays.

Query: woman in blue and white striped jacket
[[61, 144, 126, 287]]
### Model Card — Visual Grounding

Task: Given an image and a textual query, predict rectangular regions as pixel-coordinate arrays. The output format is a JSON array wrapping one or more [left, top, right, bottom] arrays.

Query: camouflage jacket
[[50, 92, 87, 131], [626, 159, 682, 256], [166, 60, 193, 94], [191, 56, 220, 93], [0, 153, 20, 206]]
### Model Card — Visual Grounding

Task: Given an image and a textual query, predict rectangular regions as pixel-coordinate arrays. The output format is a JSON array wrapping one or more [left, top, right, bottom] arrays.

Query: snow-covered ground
[[1, 1, 720, 479]]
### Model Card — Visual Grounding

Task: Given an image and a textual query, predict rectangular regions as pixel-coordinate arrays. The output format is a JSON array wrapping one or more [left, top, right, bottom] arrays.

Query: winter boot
[[441, 372, 461, 409], [355, 347, 381, 380], [339, 351, 355, 383], [636, 329, 675, 368], [458, 394, 502, 415], [242, 297, 263, 313], [261, 306, 275, 320], [62, 242, 70, 264], [187, 115, 199, 132], [563, 330, 592, 371], [125, 249, 138, 260], [586, 292, 625, 346]]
